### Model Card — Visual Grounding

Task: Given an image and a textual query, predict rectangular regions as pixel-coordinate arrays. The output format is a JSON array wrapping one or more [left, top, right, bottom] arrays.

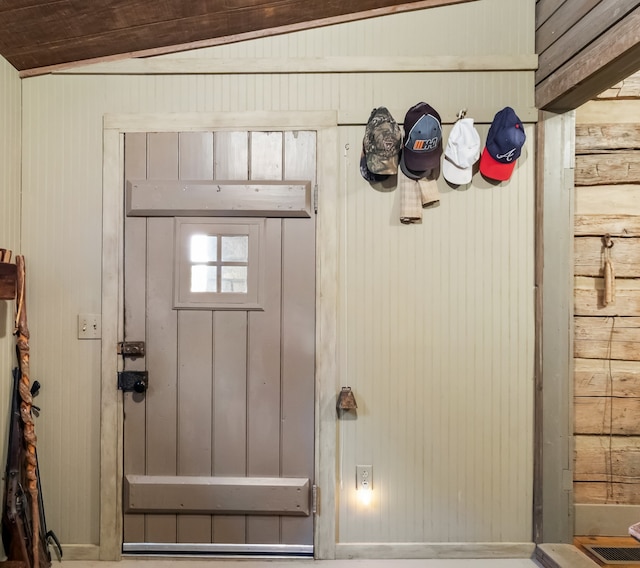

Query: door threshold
[[123, 542, 314, 558]]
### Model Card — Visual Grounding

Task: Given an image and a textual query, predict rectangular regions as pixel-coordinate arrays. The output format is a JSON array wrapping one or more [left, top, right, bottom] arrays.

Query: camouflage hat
[[363, 107, 402, 175], [360, 144, 390, 183]]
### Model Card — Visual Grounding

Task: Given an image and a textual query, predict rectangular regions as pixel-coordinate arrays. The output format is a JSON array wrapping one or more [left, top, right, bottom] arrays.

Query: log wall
[[574, 70, 640, 507]]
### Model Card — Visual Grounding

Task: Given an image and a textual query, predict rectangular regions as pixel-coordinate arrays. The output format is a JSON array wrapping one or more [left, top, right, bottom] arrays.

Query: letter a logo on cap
[[479, 107, 526, 181]]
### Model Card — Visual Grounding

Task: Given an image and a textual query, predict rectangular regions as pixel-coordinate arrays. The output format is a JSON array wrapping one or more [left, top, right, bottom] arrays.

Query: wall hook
[[337, 386, 357, 411], [602, 234, 614, 249], [456, 108, 467, 120]]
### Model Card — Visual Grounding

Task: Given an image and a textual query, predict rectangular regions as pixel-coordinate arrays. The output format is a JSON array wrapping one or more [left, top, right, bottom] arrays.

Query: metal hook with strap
[[602, 234, 615, 306]]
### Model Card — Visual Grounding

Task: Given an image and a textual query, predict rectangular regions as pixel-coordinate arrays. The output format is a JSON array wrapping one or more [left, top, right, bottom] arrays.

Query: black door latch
[[117, 371, 148, 393]]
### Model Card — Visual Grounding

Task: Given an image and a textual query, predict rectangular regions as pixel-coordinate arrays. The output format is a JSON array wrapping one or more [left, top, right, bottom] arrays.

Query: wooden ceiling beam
[[535, 6, 640, 112]]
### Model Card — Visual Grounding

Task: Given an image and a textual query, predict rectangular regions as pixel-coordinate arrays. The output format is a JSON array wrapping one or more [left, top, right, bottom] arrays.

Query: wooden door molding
[[101, 111, 339, 561]]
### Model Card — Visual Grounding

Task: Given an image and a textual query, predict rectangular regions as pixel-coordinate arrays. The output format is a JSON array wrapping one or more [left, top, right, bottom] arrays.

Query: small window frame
[[174, 217, 265, 310]]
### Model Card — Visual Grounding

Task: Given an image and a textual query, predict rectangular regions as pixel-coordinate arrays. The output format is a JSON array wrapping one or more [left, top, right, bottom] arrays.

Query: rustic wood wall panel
[[575, 153, 640, 186], [575, 357, 640, 398], [575, 124, 640, 152], [16, 0, 536, 553], [575, 238, 640, 277], [574, 72, 640, 512], [575, 277, 640, 316], [575, 435, 640, 504], [576, 435, 640, 481], [575, 317, 640, 361], [575, 185, 640, 236], [575, 397, 640, 435], [598, 74, 640, 99]]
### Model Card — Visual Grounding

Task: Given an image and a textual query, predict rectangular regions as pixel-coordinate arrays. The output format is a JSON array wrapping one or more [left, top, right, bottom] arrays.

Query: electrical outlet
[[78, 313, 101, 339], [356, 465, 373, 490]]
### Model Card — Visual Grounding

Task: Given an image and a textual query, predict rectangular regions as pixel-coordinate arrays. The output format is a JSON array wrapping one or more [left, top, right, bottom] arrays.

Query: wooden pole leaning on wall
[[14, 255, 42, 567]]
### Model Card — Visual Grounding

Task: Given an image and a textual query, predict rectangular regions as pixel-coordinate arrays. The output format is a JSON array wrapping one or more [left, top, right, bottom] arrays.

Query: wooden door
[[121, 130, 316, 555]]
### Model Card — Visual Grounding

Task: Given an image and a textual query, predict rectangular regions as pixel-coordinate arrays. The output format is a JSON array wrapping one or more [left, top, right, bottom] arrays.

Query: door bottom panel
[[124, 474, 310, 515]]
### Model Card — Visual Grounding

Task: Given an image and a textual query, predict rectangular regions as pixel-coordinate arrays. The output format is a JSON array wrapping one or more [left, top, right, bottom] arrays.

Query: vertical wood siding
[[16, 0, 536, 549]]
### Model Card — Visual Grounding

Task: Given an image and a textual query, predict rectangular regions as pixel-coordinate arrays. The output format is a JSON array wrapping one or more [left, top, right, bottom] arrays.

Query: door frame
[[100, 112, 339, 561]]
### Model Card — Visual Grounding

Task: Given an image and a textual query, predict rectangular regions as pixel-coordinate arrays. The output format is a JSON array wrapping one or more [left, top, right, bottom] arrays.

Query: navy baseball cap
[[400, 102, 443, 179], [479, 107, 526, 181]]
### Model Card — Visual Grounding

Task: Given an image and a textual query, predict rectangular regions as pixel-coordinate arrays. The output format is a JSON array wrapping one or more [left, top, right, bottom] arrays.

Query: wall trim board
[[539, 110, 576, 543], [59, 544, 100, 561], [103, 111, 338, 132], [575, 504, 640, 536], [56, 55, 538, 76], [104, 108, 538, 130], [335, 542, 536, 559], [339, 106, 539, 125], [101, 112, 339, 560]]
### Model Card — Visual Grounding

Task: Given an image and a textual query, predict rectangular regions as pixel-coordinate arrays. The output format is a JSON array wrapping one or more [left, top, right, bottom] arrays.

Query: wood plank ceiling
[[2, 0, 638, 110], [0, 0, 475, 77]]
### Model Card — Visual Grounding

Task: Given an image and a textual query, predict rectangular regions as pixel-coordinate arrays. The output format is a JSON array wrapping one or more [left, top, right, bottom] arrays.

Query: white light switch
[[78, 314, 101, 339]]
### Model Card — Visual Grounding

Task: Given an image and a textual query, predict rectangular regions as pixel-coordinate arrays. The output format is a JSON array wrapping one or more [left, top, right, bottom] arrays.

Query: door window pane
[[176, 218, 263, 309], [190, 234, 217, 262], [221, 236, 248, 262], [221, 266, 248, 293], [191, 265, 217, 292]]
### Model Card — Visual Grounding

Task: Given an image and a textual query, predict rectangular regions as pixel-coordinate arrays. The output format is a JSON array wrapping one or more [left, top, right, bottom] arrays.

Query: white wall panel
[[0, 57, 21, 557], [161, 0, 534, 60], [18, 0, 536, 551], [337, 123, 534, 543]]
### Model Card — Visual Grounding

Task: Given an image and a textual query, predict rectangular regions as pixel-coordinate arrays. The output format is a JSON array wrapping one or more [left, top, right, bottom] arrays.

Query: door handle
[[118, 371, 148, 393]]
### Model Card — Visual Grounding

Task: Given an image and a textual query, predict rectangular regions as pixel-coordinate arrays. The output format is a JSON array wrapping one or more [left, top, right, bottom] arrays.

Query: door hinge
[[313, 185, 318, 214], [312, 484, 318, 515]]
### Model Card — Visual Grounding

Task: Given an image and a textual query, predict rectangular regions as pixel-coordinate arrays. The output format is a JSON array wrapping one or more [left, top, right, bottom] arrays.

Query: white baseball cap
[[442, 118, 481, 185]]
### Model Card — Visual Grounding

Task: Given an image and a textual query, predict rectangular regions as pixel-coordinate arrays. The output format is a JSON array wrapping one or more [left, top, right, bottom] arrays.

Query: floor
[[574, 535, 640, 568], [61, 560, 542, 568]]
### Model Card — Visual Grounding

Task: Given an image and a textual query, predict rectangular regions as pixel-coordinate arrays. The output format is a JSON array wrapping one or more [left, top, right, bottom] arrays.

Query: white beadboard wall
[[0, 53, 21, 524], [337, 123, 534, 543], [14, 0, 535, 549]]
